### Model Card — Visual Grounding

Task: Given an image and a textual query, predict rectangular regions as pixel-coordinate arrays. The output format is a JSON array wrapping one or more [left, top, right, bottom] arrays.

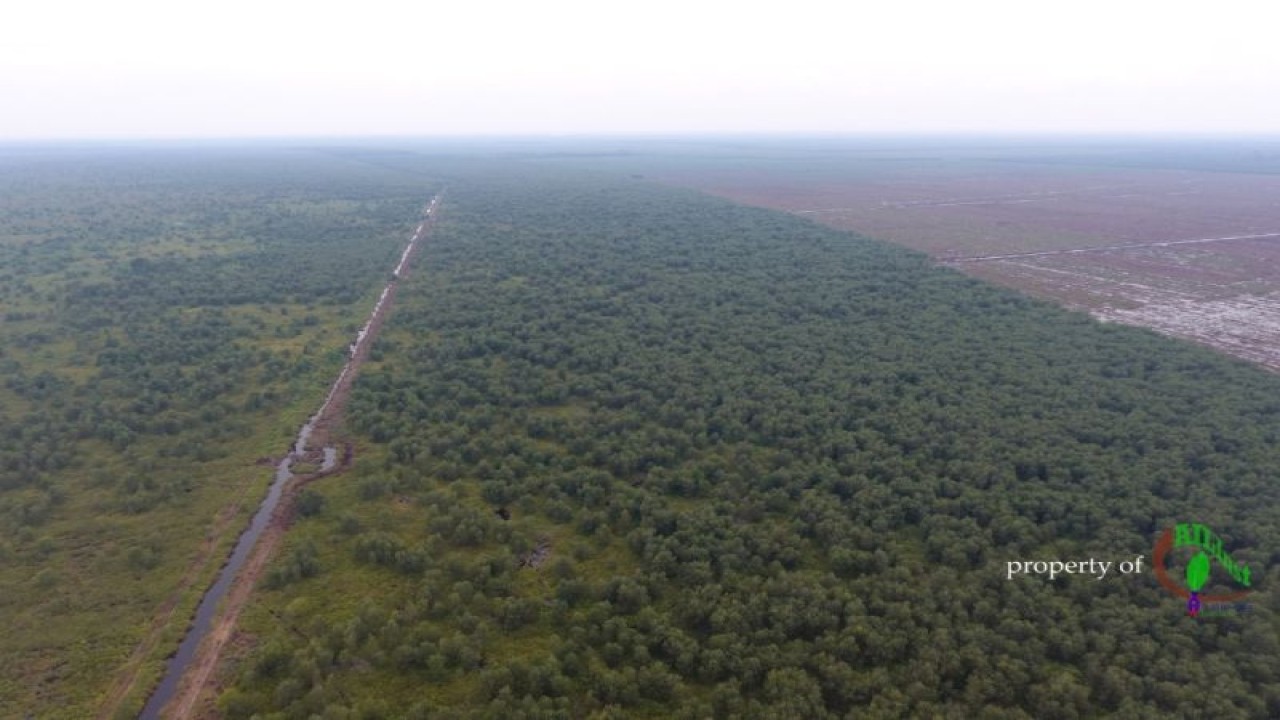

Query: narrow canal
[[138, 194, 439, 718]]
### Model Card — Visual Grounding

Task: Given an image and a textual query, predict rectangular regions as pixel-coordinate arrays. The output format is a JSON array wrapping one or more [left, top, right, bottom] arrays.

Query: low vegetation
[[0, 146, 437, 718]]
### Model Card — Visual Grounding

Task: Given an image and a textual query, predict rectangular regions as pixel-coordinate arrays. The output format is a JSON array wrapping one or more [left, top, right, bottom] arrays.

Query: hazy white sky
[[3, 0, 1278, 139]]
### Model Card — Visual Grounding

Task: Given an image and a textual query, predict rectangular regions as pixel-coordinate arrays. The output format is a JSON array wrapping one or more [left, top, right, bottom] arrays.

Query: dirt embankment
[[95, 502, 246, 720]]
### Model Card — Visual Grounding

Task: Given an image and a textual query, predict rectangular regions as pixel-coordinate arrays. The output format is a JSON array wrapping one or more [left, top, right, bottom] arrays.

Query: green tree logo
[[1153, 523, 1253, 618], [1184, 552, 1210, 617]]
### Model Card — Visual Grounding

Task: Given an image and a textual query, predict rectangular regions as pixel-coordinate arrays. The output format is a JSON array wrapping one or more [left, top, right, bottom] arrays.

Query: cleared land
[[640, 143, 1280, 371]]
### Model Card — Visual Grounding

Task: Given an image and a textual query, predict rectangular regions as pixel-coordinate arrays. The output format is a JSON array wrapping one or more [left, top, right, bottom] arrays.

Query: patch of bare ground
[[1101, 293, 1280, 370], [519, 536, 553, 569], [680, 167, 1280, 256], [977, 239, 1280, 370], [662, 163, 1280, 373]]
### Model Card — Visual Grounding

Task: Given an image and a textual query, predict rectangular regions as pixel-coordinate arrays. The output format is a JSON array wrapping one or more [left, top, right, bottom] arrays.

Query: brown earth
[[166, 453, 354, 720], [95, 499, 252, 720], [657, 162, 1280, 372]]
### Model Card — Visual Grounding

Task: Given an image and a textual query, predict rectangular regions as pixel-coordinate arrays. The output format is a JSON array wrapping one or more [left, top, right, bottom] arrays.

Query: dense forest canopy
[[226, 164, 1278, 718]]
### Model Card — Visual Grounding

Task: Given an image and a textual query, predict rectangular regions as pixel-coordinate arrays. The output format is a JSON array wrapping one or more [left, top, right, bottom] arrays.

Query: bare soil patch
[[661, 162, 1280, 372]]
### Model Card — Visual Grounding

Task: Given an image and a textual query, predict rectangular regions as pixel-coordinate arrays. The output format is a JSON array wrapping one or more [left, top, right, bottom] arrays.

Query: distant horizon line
[[3, 131, 1280, 148]]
